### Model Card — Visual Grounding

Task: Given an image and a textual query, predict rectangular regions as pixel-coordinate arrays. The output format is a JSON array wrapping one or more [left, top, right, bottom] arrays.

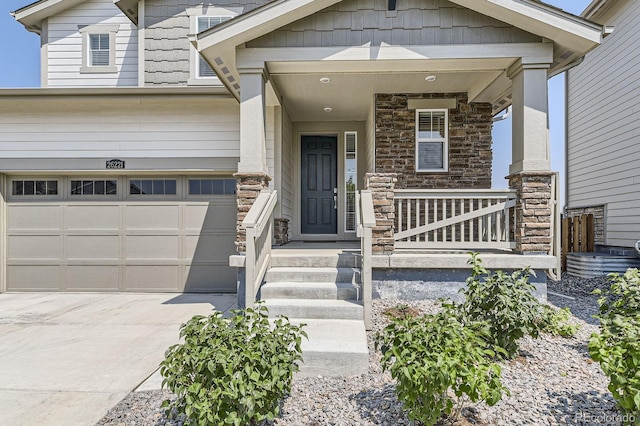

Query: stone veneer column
[[364, 173, 398, 254], [274, 218, 289, 246], [508, 172, 553, 254], [234, 172, 271, 253]]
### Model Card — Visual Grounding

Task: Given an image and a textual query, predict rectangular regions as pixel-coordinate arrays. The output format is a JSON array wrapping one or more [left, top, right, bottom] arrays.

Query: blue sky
[[0, 0, 593, 205]]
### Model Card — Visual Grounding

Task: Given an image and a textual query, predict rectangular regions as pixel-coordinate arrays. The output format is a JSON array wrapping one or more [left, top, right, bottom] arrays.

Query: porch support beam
[[508, 59, 551, 174], [238, 67, 269, 175], [236, 42, 553, 71]]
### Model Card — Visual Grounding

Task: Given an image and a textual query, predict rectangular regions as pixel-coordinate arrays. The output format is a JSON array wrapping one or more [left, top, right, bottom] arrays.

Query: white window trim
[[127, 178, 181, 198], [9, 178, 60, 200], [79, 24, 120, 74], [415, 108, 449, 173], [186, 7, 241, 86]]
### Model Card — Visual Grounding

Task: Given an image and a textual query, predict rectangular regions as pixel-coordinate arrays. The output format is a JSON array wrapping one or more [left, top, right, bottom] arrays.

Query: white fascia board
[[12, 0, 86, 33], [0, 86, 232, 98], [449, 0, 603, 52], [236, 43, 554, 69], [195, 0, 341, 53]]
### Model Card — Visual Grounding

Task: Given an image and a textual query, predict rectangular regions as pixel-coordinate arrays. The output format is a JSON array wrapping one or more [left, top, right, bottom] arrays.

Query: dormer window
[[79, 24, 119, 73]]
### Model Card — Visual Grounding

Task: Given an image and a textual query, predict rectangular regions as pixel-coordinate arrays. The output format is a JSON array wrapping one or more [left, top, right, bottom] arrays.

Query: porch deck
[[272, 241, 557, 271]]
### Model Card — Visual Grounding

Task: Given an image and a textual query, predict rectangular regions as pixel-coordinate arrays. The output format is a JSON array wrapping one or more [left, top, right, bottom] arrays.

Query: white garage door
[[6, 176, 237, 292]]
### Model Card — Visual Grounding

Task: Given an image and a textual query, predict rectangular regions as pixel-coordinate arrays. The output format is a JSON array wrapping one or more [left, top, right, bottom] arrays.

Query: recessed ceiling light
[[425, 75, 437, 82], [323, 107, 333, 112], [320, 77, 331, 84]]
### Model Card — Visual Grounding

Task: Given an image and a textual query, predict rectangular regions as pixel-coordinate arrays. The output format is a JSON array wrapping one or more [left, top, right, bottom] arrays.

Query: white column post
[[508, 60, 551, 174], [238, 67, 269, 174]]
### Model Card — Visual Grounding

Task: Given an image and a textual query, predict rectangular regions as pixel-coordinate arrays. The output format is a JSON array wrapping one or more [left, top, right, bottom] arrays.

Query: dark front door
[[301, 135, 337, 234]]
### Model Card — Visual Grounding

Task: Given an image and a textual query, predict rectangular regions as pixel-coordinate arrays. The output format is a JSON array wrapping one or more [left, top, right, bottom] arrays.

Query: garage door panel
[[7, 266, 61, 291], [124, 266, 180, 291], [66, 236, 121, 259], [185, 264, 236, 292], [8, 205, 61, 230], [126, 236, 180, 259], [67, 266, 120, 291], [184, 201, 236, 231], [8, 236, 62, 259], [65, 205, 121, 230], [126, 205, 179, 229], [186, 234, 235, 263]]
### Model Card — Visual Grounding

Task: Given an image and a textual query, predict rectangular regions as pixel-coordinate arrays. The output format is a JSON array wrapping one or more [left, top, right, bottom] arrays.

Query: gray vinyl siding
[[0, 96, 239, 160], [280, 105, 294, 222], [47, 0, 138, 87], [144, 0, 269, 85], [246, 0, 541, 48], [566, 0, 640, 248]]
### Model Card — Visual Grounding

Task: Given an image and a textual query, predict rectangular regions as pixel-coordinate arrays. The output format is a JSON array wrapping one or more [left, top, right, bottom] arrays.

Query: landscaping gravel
[[97, 274, 625, 426]]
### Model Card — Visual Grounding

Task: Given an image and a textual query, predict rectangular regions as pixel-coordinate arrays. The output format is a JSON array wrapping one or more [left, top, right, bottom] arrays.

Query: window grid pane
[[89, 34, 109, 66], [129, 179, 177, 195], [12, 180, 58, 196], [418, 142, 444, 170], [71, 180, 117, 196], [196, 16, 231, 78], [188, 179, 236, 195]]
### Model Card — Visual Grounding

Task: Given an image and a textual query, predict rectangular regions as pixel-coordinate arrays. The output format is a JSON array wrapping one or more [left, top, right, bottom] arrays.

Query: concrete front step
[[261, 282, 360, 300], [265, 267, 360, 284], [270, 253, 360, 268], [291, 319, 369, 377], [264, 299, 363, 320]]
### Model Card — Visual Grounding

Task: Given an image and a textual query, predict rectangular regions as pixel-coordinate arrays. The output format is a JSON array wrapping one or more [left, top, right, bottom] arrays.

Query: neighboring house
[[3, 0, 604, 304], [566, 0, 639, 253]]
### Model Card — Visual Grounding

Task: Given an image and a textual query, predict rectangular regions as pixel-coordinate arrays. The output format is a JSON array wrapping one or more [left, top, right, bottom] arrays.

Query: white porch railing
[[243, 190, 277, 308], [394, 189, 517, 250], [357, 190, 376, 330]]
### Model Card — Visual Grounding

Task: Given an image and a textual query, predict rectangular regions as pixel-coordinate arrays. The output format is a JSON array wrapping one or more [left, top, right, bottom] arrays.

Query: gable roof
[[11, 0, 86, 33], [11, 0, 137, 33]]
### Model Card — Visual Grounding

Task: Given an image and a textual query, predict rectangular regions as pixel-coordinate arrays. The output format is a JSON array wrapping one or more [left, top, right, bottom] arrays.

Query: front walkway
[[0, 292, 236, 426]]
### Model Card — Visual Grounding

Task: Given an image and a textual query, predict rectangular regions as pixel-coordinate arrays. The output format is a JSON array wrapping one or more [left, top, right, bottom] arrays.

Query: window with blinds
[[89, 34, 110, 67], [197, 16, 232, 77], [416, 109, 448, 171], [345, 131, 357, 232]]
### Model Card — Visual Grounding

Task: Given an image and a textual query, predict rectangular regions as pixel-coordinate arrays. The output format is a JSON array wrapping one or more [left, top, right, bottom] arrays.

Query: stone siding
[[247, 0, 541, 48], [564, 205, 605, 246], [364, 173, 397, 254], [375, 93, 492, 189], [234, 172, 271, 253], [509, 172, 553, 254], [274, 218, 290, 246]]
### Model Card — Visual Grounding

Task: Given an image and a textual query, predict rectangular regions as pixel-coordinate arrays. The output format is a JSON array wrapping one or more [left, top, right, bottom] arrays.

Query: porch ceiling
[[270, 65, 507, 122]]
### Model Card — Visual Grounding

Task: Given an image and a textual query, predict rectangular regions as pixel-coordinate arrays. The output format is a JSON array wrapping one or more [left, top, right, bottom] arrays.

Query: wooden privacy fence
[[561, 214, 594, 271]]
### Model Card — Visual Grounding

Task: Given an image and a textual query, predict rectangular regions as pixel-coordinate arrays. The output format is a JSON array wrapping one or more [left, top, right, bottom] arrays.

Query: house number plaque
[[106, 159, 125, 169]]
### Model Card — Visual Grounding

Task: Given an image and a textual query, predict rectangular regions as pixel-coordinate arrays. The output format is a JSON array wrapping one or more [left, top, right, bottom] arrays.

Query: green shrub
[[589, 269, 640, 420], [159, 303, 306, 426], [376, 305, 507, 426], [540, 305, 580, 337], [456, 253, 547, 359]]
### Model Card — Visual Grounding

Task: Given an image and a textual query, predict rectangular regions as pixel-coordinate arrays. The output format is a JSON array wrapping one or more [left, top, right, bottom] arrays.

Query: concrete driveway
[[0, 292, 236, 426]]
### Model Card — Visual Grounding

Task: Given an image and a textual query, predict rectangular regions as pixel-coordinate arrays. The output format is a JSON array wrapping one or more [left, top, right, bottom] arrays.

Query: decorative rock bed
[[97, 274, 624, 426]]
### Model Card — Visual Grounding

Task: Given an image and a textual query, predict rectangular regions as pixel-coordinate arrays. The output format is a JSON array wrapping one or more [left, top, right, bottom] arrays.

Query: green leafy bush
[[456, 253, 547, 358], [540, 305, 580, 337], [160, 303, 306, 426], [589, 269, 640, 420], [376, 305, 507, 426]]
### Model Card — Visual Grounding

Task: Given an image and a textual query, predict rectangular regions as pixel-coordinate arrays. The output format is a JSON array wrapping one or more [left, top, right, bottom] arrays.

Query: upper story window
[[79, 24, 120, 74], [416, 109, 448, 172], [89, 34, 110, 67], [196, 16, 232, 78]]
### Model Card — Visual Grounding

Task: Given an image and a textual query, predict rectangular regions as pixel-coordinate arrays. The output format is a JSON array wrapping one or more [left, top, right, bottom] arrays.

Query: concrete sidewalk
[[0, 292, 236, 426]]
